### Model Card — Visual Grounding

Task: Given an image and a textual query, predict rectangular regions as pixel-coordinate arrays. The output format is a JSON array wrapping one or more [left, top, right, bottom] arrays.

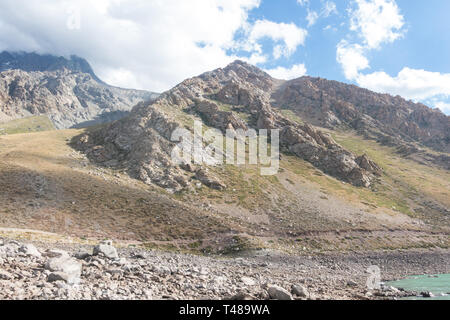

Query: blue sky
[[236, 0, 450, 114], [247, 0, 450, 77], [0, 0, 449, 113]]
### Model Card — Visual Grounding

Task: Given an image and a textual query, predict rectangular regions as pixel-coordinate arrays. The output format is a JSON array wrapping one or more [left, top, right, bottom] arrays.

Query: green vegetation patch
[[0, 116, 55, 135]]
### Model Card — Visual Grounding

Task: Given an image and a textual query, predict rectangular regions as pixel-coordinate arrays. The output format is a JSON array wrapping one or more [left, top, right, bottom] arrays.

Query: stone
[[226, 292, 255, 300], [291, 284, 309, 298], [0, 243, 20, 258], [47, 272, 72, 283], [19, 244, 42, 258], [421, 291, 435, 298], [0, 270, 13, 280], [74, 249, 92, 260], [195, 169, 226, 191], [267, 285, 293, 300], [93, 242, 119, 260], [45, 256, 82, 285], [45, 249, 69, 258], [347, 280, 358, 287], [241, 277, 257, 286]]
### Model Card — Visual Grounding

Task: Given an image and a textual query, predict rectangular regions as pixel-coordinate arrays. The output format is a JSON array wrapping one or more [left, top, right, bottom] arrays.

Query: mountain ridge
[[74, 60, 385, 191], [0, 51, 159, 128], [271, 75, 449, 153]]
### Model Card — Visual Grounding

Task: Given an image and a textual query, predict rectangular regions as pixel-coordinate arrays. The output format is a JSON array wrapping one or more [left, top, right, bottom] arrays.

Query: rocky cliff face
[[74, 61, 383, 191], [271, 77, 450, 162], [0, 52, 158, 128]]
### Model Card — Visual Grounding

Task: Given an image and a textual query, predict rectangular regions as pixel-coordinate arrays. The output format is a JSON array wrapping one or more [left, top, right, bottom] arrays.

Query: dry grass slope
[[0, 116, 54, 135], [0, 127, 448, 254]]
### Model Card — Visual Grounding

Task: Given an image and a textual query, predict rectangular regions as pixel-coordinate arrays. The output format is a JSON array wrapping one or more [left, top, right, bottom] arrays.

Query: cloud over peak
[[0, 0, 309, 92]]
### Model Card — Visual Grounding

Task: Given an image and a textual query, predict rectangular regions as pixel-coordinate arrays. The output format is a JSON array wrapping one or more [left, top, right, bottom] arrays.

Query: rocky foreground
[[1, 237, 449, 300]]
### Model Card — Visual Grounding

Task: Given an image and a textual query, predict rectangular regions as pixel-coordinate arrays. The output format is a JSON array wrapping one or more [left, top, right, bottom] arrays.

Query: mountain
[[0, 51, 103, 83], [0, 52, 159, 128], [271, 76, 450, 168], [74, 60, 384, 190], [74, 61, 450, 191], [0, 60, 448, 258]]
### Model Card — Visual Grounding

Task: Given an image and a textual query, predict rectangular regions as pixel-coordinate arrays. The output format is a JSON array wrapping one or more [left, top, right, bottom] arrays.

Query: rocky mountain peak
[[74, 61, 384, 191], [224, 59, 272, 80], [0, 51, 158, 128], [0, 51, 103, 83]]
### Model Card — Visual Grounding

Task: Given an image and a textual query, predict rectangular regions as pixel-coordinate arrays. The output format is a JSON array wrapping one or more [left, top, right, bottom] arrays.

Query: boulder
[[267, 285, 293, 300], [0, 242, 20, 258], [0, 270, 13, 280], [241, 277, 257, 286], [291, 284, 309, 298], [45, 256, 82, 285], [347, 280, 358, 287], [19, 243, 42, 258], [44, 249, 69, 258], [421, 291, 435, 298], [93, 241, 119, 260], [74, 249, 92, 260], [195, 169, 226, 190]]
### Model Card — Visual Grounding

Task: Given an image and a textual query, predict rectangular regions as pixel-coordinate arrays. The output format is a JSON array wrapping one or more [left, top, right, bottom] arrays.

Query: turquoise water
[[387, 274, 450, 300]]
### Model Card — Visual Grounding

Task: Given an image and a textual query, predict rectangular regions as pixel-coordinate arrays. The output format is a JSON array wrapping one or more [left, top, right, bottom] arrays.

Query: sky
[[0, 0, 449, 114]]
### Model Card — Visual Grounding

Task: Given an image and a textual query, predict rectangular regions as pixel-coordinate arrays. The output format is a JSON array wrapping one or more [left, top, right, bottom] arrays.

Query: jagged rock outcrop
[[74, 60, 382, 190], [0, 51, 158, 128]]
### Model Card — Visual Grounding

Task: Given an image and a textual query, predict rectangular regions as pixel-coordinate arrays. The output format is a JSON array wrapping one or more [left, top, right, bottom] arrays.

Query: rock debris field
[[1, 237, 449, 300]]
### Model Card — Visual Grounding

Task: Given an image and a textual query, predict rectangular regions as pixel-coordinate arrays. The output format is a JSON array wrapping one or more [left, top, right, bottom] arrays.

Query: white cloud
[[336, 40, 369, 80], [337, 0, 402, 78], [306, 10, 319, 27], [350, 0, 405, 49], [356, 68, 450, 101], [297, 0, 310, 6], [336, 0, 450, 115], [434, 101, 450, 114], [322, 1, 338, 17], [302, 1, 338, 27], [0, 0, 300, 92], [248, 19, 307, 59], [265, 63, 307, 80]]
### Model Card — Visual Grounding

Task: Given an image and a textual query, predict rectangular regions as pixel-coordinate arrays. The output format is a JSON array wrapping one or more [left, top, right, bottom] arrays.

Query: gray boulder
[[0, 270, 13, 280], [74, 249, 92, 260], [0, 242, 20, 258], [45, 256, 82, 285], [292, 284, 309, 298], [268, 285, 293, 300], [19, 243, 42, 258], [421, 291, 435, 298], [241, 277, 257, 286], [44, 249, 69, 258], [93, 241, 119, 260]]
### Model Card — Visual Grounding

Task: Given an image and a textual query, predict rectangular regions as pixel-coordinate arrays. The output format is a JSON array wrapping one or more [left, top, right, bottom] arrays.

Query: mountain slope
[[74, 61, 383, 190], [0, 60, 447, 255], [0, 52, 159, 128], [271, 77, 450, 168]]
